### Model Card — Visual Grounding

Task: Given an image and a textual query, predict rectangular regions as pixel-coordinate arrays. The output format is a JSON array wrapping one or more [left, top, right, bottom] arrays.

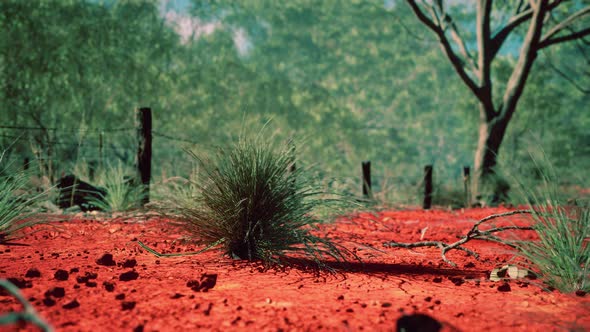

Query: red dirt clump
[[1, 207, 589, 331]]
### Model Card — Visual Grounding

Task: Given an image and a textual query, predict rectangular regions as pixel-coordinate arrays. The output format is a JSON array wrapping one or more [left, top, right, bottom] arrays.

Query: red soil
[[1, 207, 589, 331]]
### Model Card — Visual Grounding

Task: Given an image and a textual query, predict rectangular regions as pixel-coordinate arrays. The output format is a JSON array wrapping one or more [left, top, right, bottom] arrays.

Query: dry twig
[[383, 210, 533, 266]]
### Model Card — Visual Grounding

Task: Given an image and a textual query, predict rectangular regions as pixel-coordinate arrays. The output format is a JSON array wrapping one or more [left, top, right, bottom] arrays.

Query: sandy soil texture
[[1, 207, 589, 331]]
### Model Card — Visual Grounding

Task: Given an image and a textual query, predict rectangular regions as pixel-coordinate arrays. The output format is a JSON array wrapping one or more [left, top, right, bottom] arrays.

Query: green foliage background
[[1, 0, 588, 203]]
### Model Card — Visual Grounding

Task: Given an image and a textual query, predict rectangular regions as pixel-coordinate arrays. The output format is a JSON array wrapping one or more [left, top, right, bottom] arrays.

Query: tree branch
[[405, 0, 480, 97], [500, 0, 547, 120], [538, 26, 590, 49], [540, 6, 590, 47], [490, 0, 563, 60], [436, 2, 478, 73], [383, 210, 532, 267], [476, 0, 493, 109]]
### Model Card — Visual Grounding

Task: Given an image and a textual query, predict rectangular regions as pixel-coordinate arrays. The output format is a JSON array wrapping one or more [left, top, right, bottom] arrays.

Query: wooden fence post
[[362, 161, 372, 198], [463, 166, 471, 208], [423, 165, 433, 209], [99, 130, 104, 171], [136, 107, 152, 206], [288, 138, 296, 174]]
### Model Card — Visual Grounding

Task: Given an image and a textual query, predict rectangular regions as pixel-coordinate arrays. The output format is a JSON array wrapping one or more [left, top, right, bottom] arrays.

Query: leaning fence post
[[362, 161, 372, 198], [423, 165, 433, 209], [463, 166, 471, 207], [136, 107, 152, 206]]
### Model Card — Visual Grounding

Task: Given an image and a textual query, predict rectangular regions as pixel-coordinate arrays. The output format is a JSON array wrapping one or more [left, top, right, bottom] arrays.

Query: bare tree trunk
[[473, 106, 511, 205]]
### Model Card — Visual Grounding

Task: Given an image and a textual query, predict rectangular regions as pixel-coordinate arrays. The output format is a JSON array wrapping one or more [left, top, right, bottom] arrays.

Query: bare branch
[[436, 1, 477, 72], [384, 210, 532, 266], [405, 0, 480, 97], [405, 0, 439, 32], [540, 6, 590, 46], [538, 26, 590, 49], [490, 0, 563, 60], [501, 1, 547, 119]]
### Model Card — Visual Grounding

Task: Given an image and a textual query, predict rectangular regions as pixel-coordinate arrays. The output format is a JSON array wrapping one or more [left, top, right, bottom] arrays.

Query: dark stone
[[85, 281, 97, 287], [198, 274, 217, 292], [96, 253, 116, 266], [497, 283, 511, 292], [396, 313, 442, 332], [115, 293, 125, 300], [25, 268, 41, 278], [119, 271, 139, 282], [7, 277, 32, 289], [121, 301, 136, 311], [449, 277, 464, 286], [133, 325, 144, 332], [45, 287, 65, 298], [103, 281, 116, 292], [62, 299, 80, 309], [122, 259, 137, 268], [575, 290, 586, 297], [42, 298, 56, 307], [187, 280, 200, 291], [55, 174, 107, 211], [54, 270, 69, 281], [203, 303, 213, 316], [76, 276, 89, 284]]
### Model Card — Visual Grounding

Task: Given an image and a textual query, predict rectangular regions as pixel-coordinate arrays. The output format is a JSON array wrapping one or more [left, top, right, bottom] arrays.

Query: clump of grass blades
[[153, 136, 356, 268], [514, 160, 590, 293], [87, 162, 144, 213], [0, 160, 48, 243]]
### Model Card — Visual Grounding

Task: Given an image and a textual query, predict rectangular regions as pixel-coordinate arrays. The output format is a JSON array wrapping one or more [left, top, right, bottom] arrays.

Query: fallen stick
[[383, 210, 533, 266]]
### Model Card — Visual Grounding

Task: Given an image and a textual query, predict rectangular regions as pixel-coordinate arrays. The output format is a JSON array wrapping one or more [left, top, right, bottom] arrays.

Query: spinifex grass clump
[[0, 158, 47, 243], [153, 136, 355, 267], [88, 162, 144, 212], [515, 184, 590, 292]]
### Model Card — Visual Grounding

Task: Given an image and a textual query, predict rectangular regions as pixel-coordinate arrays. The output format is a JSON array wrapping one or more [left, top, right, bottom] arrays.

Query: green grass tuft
[[153, 135, 358, 268], [0, 155, 48, 243], [513, 156, 590, 293], [87, 162, 144, 213]]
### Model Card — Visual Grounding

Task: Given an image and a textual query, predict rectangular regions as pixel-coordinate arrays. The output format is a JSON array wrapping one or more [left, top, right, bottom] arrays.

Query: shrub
[[152, 135, 357, 267]]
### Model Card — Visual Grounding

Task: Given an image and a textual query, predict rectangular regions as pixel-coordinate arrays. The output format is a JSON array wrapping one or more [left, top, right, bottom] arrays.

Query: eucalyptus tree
[[404, 0, 590, 201]]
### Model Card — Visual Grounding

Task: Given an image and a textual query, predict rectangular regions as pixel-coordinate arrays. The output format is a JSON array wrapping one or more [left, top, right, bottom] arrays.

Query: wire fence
[[0, 113, 477, 208]]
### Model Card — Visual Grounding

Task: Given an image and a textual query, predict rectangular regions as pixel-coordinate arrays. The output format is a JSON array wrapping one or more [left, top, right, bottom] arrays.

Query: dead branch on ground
[[383, 210, 534, 266]]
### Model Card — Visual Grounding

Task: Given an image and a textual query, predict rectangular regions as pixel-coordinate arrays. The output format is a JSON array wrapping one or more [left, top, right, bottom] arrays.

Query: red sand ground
[[1, 207, 589, 331]]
